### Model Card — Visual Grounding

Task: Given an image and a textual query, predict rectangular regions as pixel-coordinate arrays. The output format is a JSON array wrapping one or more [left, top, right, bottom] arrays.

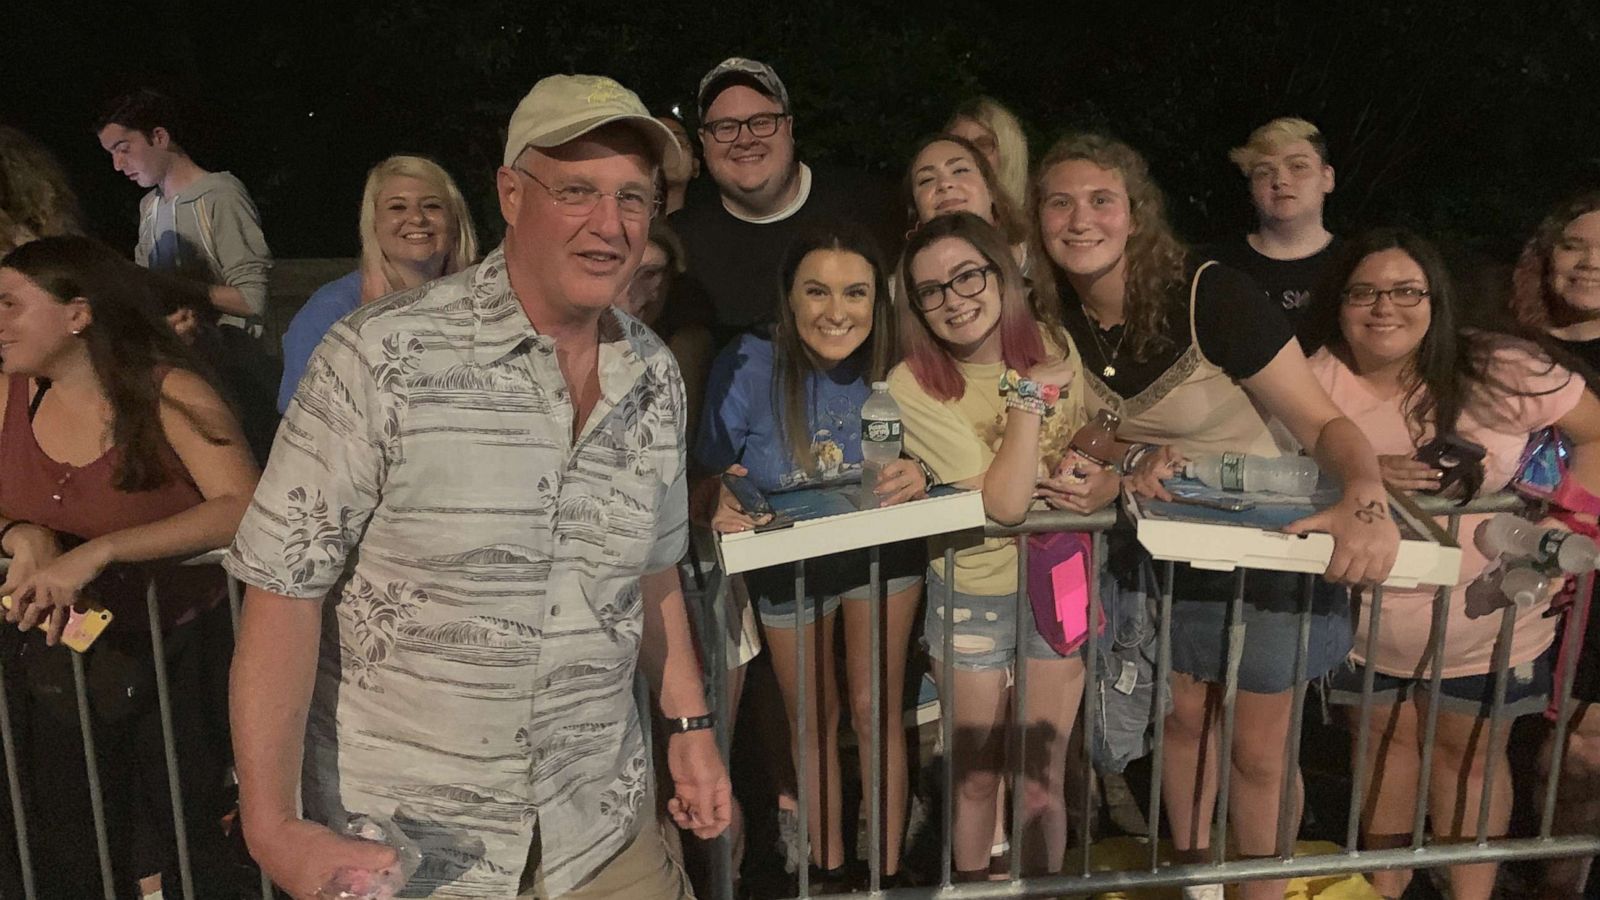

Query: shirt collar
[[468, 245, 646, 368]]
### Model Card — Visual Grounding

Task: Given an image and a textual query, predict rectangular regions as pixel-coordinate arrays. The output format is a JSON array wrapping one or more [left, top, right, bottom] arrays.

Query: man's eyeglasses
[[698, 113, 790, 144], [912, 265, 997, 312], [1342, 285, 1430, 307], [512, 165, 660, 220]]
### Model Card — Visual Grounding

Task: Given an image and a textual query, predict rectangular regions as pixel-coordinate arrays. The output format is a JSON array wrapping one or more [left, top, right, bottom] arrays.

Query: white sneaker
[[1181, 884, 1224, 900]]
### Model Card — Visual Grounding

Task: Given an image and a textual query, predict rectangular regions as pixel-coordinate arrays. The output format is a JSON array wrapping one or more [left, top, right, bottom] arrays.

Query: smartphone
[[0, 594, 113, 652], [720, 472, 775, 518], [1414, 434, 1487, 498], [1166, 487, 1257, 512]]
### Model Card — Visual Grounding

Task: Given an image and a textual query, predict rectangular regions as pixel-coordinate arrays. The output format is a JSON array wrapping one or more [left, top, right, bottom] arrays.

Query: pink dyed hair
[[897, 211, 1047, 402]]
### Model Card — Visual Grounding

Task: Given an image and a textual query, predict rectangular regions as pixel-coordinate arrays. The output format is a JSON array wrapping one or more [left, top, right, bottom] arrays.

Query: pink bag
[[1025, 531, 1103, 656]]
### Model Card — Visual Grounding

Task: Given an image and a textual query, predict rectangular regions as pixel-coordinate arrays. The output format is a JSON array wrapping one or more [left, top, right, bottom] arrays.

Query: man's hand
[[247, 817, 400, 900], [665, 729, 732, 839]]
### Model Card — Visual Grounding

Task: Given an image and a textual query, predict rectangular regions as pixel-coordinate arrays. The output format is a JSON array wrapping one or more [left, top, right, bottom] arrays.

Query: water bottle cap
[[872, 381, 889, 391]]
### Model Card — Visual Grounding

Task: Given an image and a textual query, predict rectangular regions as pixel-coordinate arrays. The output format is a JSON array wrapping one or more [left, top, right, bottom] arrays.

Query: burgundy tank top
[[0, 373, 225, 629]]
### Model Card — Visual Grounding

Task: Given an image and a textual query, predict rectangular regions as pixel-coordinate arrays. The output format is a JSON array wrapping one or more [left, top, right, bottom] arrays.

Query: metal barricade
[[692, 493, 1600, 899]]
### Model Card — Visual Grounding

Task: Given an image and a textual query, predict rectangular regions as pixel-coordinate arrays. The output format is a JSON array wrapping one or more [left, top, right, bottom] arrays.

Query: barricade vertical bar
[[1347, 584, 1385, 853], [70, 649, 116, 899], [146, 581, 195, 899], [0, 643, 36, 899], [940, 545, 956, 887], [1079, 531, 1103, 877], [1009, 536, 1028, 882], [1276, 574, 1315, 859], [709, 566, 733, 900], [867, 544, 882, 893], [1474, 602, 1518, 844], [1412, 514, 1460, 847], [1148, 560, 1174, 872], [1541, 569, 1593, 838], [1212, 569, 1247, 865], [793, 561, 809, 897]]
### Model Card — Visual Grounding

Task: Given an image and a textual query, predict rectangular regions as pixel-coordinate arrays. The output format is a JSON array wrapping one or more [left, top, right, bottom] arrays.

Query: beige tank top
[[1081, 262, 1282, 459]]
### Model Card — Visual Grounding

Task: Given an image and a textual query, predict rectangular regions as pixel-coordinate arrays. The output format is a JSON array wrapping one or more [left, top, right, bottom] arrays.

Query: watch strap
[[665, 713, 716, 734]]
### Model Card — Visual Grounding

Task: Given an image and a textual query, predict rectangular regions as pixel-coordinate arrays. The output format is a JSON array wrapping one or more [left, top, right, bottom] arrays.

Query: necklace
[[1080, 306, 1128, 378]]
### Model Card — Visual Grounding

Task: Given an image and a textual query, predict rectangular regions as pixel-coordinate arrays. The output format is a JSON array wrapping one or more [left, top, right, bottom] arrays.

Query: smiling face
[[1339, 248, 1433, 376], [1550, 210, 1600, 314], [911, 140, 996, 226], [699, 84, 795, 209], [373, 174, 458, 275], [1246, 138, 1334, 226], [1037, 159, 1134, 287], [97, 123, 173, 190], [497, 125, 655, 326], [0, 267, 88, 377], [788, 248, 875, 367], [909, 236, 1003, 362]]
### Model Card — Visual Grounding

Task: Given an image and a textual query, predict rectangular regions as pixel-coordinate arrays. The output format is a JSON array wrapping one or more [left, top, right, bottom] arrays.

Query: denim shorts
[[1326, 647, 1554, 718], [744, 539, 924, 628], [922, 567, 1068, 670], [1167, 564, 1353, 694]]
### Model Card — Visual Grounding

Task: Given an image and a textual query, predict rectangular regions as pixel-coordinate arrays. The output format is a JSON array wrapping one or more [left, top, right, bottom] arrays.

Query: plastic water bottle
[[1183, 452, 1319, 495], [319, 815, 421, 900], [859, 382, 903, 508], [1478, 513, 1600, 574], [1491, 565, 1553, 609]]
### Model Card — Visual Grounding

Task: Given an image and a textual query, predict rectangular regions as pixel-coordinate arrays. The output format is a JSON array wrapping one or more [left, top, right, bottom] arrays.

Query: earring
[[70, 327, 83, 336]]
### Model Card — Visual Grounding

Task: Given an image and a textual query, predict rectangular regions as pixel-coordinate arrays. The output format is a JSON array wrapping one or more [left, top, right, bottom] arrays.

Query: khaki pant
[[518, 822, 692, 899]]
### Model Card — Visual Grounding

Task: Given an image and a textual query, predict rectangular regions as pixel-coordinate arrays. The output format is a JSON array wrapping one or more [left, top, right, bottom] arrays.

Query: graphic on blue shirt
[[695, 335, 870, 493]]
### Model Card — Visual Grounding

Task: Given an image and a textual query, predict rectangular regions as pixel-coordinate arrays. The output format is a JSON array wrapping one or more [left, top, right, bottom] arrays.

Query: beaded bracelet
[[1005, 394, 1049, 417], [1121, 442, 1157, 476], [998, 369, 1060, 409]]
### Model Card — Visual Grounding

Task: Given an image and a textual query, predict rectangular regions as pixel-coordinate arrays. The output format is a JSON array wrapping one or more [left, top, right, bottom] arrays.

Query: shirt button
[[550, 604, 561, 616]]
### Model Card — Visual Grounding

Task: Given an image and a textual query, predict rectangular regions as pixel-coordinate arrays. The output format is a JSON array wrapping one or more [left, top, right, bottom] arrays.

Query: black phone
[[721, 472, 775, 518], [1414, 434, 1487, 499]]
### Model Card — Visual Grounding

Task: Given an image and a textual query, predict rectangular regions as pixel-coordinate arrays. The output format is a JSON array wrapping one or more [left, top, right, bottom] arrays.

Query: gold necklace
[[1081, 306, 1128, 378]]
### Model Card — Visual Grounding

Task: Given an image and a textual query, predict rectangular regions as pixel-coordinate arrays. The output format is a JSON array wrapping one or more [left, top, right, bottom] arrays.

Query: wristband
[[1005, 394, 1049, 417], [665, 713, 716, 735], [1551, 479, 1600, 517], [0, 520, 32, 556], [1120, 443, 1156, 476], [998, 369, 1060, 408]]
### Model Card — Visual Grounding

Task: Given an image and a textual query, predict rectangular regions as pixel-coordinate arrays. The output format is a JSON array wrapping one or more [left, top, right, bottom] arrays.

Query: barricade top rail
[[982, 489, 1528, 536]]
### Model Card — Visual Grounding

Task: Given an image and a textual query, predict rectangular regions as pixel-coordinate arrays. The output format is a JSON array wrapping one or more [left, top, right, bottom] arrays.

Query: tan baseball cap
[[502, 74, 684, 171]]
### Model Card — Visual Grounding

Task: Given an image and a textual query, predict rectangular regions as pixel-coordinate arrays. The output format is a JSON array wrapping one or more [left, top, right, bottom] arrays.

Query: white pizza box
[[1126, 482, 1461, 588], [715, 485, 986, 575]]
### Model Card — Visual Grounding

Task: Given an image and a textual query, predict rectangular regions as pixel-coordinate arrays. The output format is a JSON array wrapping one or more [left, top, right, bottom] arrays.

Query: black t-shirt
[[1056, 262, 1294, 399], [197, 323, 281, 466], [1553, 335, 1600, 379], [1201, 234, 1345, 352], [669, 163, 902, 347]]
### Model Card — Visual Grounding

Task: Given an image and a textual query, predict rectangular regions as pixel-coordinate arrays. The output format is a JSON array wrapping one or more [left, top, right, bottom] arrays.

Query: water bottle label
[[1538, 530, 1569, 562], [1219, 452, 1245, 492], [863, 419, 902, 443]]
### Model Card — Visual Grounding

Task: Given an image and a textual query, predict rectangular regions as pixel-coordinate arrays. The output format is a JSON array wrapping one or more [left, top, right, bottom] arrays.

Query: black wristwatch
[[905, 453, 940, 490], [665, 713, 716, 735]]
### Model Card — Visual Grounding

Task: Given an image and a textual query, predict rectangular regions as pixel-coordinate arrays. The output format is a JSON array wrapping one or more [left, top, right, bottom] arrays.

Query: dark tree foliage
[[5, 0, 1597, 259]]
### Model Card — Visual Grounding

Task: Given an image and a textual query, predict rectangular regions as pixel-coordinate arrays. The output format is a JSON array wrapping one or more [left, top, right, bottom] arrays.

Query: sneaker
[[1181, 884, 1225, 900], [775, 807, 804, 874]]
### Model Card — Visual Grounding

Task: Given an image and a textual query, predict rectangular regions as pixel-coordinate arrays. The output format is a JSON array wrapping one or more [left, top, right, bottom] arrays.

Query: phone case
[[0, 594, 114, 652]]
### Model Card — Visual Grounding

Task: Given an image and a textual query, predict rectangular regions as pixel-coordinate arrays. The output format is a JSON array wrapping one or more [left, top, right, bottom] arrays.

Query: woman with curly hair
[[0, 125, 83, 254], [1508, 192, 1600, 900], [1030, 132, 1399, 900]]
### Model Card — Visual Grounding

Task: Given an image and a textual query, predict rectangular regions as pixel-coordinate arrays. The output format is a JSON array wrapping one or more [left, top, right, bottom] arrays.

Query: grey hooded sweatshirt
[[135, 171, 272, 318]]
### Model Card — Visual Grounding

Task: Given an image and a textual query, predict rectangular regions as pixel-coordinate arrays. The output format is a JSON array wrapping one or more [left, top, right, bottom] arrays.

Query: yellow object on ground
[[1087, 837, 1382, 900]]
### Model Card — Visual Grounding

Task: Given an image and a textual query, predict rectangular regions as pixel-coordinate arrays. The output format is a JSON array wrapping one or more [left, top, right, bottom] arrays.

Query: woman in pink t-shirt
[[1303, 227, 1600, 900]]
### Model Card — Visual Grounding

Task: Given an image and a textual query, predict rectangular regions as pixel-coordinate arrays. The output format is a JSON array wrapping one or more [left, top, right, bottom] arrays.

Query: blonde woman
[[945, 97, 1029, 213], [277, 154, 478, 410]]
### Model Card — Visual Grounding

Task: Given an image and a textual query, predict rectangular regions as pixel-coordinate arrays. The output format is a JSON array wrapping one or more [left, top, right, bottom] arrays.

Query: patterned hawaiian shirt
[[225, 246, 688, 898]]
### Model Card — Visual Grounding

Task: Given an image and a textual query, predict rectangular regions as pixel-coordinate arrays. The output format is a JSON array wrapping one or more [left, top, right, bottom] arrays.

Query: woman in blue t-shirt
[[696, 226, 927, 887]]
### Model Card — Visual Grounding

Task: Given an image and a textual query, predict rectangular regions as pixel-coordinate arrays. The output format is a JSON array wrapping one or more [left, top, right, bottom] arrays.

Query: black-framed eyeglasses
[[698, 112, 790, 144], [912, 265, 997, 312], [1342, 285, 1431, 307], [512, 165, 661, 220]]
